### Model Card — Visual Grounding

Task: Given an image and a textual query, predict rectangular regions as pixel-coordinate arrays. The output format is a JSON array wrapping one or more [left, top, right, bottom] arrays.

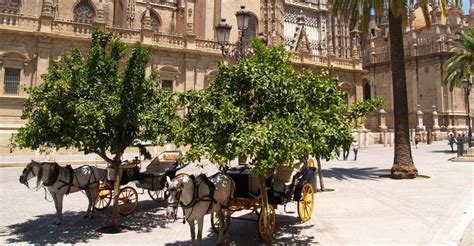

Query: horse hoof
[[83, 215, 89, 219], [53, 221, 61, 226]]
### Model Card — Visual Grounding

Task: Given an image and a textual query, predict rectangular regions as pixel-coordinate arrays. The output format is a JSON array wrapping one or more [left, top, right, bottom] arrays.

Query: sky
[[462, 0, 469, 14]]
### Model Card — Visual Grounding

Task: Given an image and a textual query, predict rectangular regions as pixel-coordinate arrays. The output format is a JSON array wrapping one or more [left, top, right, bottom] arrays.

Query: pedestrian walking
[[352, 139, 359, 161], [343, 144, 350, 160], [448, 131, 455, 152], [456, 134, 464, 157], [414, 134, 419, 149]]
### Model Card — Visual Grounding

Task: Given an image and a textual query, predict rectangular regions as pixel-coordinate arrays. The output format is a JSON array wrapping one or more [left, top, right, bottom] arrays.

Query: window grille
[[162, 80, 173, 91], [74, 3, 95, 24], [0, 0, 20, 14], [4, 68, 20, 95]]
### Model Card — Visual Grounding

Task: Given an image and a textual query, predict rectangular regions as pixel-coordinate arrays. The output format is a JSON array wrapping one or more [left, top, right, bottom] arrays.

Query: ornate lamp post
[[462, 77, 472, 147], [215, 6, 265, 60]]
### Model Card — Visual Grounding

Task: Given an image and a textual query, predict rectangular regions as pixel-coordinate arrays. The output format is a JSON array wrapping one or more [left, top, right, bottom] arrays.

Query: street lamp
[[215, 5, 255, 60], [462, 77, 472, 147]]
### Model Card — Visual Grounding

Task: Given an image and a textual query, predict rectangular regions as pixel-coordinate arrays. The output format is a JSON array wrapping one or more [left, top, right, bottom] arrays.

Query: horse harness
[[42, 164, 102, 194], [181, 174, 216, 210], [174, 174, 222, 222]]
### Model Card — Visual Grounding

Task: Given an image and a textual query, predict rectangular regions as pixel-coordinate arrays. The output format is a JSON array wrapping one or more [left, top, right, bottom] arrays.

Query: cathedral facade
[[361, 2, 473, 144], [0, 0, 366, 153], [0, 0, 471, 154]]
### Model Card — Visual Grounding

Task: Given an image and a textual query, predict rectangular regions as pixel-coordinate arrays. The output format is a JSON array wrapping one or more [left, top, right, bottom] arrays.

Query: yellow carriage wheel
[[118, 186, 138, 216], [95, 181, 112, 211], [148, 188, 167, 202], [258, 205, 276, 240], [297, 183, 314, 222], [95, 189, 112, 211]]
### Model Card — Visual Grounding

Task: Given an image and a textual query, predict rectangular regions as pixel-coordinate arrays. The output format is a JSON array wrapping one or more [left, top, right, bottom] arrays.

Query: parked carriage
[[94, 151, 187, 216], [210, 159, 317, 240]]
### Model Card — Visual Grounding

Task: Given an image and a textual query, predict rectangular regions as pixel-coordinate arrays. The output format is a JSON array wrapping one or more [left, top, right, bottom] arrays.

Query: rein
[[56, 165, 102, 194], [176, 174, 217, 222]]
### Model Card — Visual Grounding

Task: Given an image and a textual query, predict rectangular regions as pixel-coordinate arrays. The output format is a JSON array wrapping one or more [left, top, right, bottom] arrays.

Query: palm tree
[[444, 28, 474, 90], [330, 0, 459, 179]]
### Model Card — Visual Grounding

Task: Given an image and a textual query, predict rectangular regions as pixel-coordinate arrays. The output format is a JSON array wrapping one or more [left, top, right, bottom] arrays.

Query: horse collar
[[43, 163, 60, 186], [180, 175, 199, 208]]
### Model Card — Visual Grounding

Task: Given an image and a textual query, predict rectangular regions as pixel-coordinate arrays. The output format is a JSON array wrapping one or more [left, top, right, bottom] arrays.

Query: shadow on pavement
[[164, 213, 318, 245], [323, 167, 390, 180], [3, 200, 170, 244], [429, 150, 456, 155]]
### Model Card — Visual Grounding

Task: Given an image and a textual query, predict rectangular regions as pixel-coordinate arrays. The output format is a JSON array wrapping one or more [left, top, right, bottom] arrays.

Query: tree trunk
[[258, 174, 272, 245], [316, 158, 325, 191], [111, 161, 122, 228], [388, 9, 418, 179]]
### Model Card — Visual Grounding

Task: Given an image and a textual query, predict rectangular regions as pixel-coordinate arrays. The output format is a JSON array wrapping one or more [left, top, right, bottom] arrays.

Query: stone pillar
[[379, 109, 387, 130], [362, 129, 369, 149], [141, 7, 154, 44], [36, 40, 52, 85], [388, 129, 394, 147], [39, 0, 54, 33], [432, 105, 441, 140], [379, 109, 388, 146], [184, 56, 196, 92], [94, 0, 106, 29], [185, 33, 196, 49], [416, 105, 424, 131]]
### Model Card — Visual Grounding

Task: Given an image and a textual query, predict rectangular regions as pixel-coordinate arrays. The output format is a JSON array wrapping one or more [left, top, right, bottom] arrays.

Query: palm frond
[[444, 30, 474, 90]]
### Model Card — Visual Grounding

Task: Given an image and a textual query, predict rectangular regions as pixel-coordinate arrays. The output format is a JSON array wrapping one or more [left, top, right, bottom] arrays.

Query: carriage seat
[[272, 165, 301, 193], [146, 152, 179, 173]]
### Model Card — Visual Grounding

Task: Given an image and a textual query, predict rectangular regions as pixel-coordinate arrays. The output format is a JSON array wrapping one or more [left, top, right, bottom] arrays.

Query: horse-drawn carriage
[[94, 151, 187, 215], [210, 159, 317, 240]]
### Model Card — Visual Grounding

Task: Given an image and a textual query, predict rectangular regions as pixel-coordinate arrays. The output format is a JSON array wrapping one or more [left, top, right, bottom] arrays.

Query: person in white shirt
[[352, 140, 359, 161]]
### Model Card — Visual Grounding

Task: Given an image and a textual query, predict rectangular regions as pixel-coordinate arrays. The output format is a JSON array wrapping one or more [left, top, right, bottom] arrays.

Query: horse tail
[[229, 175, 236, 204]]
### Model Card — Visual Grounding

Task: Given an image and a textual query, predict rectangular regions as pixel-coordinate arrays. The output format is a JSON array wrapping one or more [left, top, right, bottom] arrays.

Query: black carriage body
[[227, 167, 252, 198], [292, 166, 317, 202], [227, 164, 317, 205], [135, 151, 188, 191], [120, 165, 141, 185]]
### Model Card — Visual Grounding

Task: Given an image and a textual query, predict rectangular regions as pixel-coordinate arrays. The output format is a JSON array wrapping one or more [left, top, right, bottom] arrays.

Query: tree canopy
[[179, 39, 382, 173], [444, 29, 474, 90], [10, 29, 179, 161]]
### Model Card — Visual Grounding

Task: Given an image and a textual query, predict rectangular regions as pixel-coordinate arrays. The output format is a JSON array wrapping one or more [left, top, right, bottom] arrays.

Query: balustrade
[[153, 33, 185, 48], [0, 13, 38, 31], [363, 34, 450, 65]]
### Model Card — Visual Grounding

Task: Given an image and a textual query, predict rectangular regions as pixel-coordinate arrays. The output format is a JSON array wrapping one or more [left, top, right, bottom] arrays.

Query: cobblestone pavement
[[0, 141, 472, 245]]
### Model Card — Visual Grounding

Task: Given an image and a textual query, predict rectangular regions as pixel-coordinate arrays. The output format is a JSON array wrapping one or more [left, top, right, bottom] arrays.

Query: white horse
[[166, 173, 235, 246], [19, 160, 107, 225]]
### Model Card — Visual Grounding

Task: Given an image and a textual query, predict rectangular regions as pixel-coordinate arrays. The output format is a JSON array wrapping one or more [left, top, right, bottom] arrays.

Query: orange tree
[[178, 39, 381, 241], [10, 29, 179, 231]]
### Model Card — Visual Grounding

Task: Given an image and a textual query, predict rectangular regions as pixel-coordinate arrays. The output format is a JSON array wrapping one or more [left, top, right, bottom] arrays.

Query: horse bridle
[[21, 162, 59, 188], [20, 164, 36, 188]]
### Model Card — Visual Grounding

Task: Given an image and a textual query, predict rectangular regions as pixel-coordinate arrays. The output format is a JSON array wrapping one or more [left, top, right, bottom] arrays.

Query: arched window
[[363, 83, 371, 100], [142, 10, 160, 33], [244, 14, 258, 40], [74, 1, 95, 24], [0, 0, 21, 14]]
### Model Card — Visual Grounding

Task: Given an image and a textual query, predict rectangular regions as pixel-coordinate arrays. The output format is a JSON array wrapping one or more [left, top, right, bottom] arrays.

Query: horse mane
[[31, 161, 60, 189]]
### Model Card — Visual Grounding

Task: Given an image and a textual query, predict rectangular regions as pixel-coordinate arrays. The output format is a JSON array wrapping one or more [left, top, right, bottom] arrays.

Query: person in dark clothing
[[456, 134, 464, 157]]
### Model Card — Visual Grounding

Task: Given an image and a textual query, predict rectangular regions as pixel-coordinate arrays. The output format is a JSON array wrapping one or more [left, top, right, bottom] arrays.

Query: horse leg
[[89, 191, 98, 219], [223, 209, 231, 244], [197, 217, 204, 246], [215, 209, 225, 245], [188, 219, 196, 246], [84, 190, 92, 219], [53, 193, 64, 225]]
